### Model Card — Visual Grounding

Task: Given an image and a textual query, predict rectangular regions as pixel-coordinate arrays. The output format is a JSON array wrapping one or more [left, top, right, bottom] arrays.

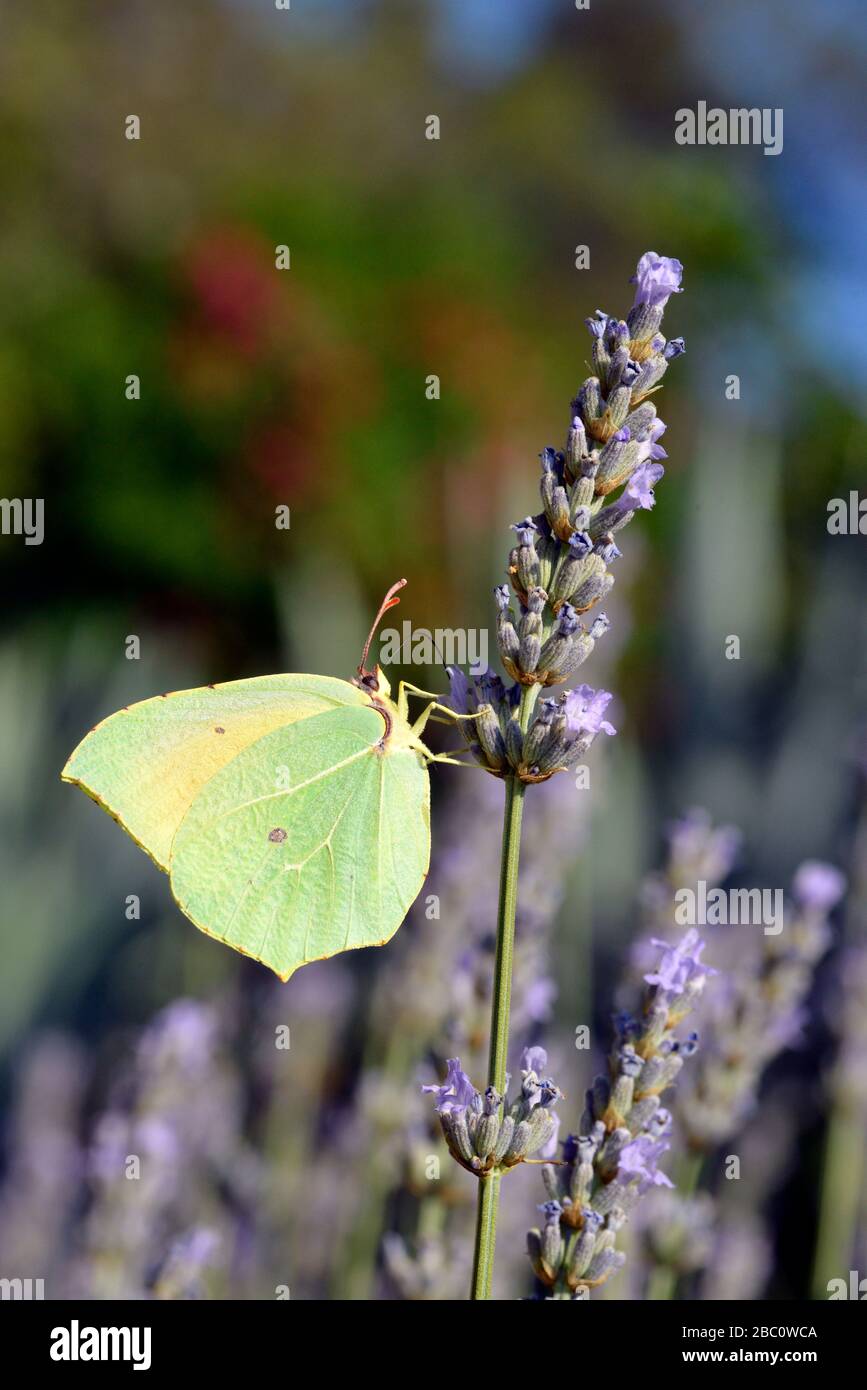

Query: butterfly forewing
[[61, 674, 367, 870]]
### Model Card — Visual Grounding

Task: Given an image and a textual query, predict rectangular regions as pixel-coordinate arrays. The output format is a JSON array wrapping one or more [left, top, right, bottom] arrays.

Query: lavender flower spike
[[426, 1052, 561, 1176], [447, 250, 686, 785], [527, 931, 715, 1298], [677, 864, 843, 1149]]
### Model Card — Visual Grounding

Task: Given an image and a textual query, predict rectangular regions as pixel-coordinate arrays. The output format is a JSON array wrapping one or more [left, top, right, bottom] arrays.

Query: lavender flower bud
[[566, 416, 588, 475], [516, 586, 546, 677], [591, 334, 611, 382], [475, 703, 507, 772], [547, 532, 593, 606], [569, 1209, 604, 1279], [504, 716, 524, 769], [606, 345, 632, 390], [595, 426, 636, 494], [494, 585, 520, 673], [540, 1201, 564, 1269], [493, 1116, 516, 1163], [601, 383, 633, 434], [620, 399, 658, 440], [539, 449, 572, 539], [521, 698, 558, 767], [568, 555, 614, 614], [574, 377, 602, 428], [474, 1112, 501, 1162], [511, 517, 541, 591], [630, 353, 668, 398], [526, 1229, 549, 1283], [585, 1248, 626, 1285]]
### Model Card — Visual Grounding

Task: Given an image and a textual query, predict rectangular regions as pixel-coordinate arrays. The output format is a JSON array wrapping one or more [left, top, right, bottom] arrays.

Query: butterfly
[[62, 581, 469, 981]]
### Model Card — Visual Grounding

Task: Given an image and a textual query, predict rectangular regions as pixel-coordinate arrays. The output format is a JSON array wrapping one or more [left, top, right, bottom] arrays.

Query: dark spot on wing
[[268, 828, 288, 843], [214, 726, 225, 734]]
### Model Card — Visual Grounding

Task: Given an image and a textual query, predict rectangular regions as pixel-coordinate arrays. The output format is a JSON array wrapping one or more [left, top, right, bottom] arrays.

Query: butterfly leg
[[396, 679, 449, 723], [406, 697, 476, 740], [428, 751, 489, 771]]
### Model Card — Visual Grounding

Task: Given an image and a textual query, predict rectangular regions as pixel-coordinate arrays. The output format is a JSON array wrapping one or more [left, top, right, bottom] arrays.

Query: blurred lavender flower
[[639, 808, 741, 933], [77, 998, 253, 1299], [641, 1189, 715, 1277], [699, 1219, 773, 1301], [679, 862, 845, 1149], [0, 1034, 86, 1292], [152, 1228, 222, 1300], [382, 1232, 471, 1301], [793, 861, 847, 914]]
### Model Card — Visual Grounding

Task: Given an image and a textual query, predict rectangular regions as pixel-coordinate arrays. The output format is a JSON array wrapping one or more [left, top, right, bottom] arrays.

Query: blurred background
[[0, 0, 865, 1300]]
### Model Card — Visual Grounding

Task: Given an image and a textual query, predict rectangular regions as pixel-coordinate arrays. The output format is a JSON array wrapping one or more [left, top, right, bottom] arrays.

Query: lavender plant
[[524, 930, 714, 1299], [636, 854, 845, 1299], [424, 252, 686, 1297]]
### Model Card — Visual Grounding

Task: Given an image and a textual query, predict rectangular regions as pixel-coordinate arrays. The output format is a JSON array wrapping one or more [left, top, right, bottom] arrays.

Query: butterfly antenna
[[357, 578, 407, 684]]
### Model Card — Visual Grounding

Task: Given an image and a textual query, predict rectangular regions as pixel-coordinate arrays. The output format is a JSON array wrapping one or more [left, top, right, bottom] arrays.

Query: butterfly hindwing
[[168, 703, 431, 980]]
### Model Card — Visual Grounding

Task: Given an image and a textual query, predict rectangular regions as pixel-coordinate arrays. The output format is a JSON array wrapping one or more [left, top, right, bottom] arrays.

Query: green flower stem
[[811, 1089, 865, 1298], [471, 1171, 502, 1300], [470, 685, 538, 1300]]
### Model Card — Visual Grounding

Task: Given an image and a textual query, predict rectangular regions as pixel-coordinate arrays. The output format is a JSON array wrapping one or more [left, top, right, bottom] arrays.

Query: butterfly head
[[355, 664, 392, 699]]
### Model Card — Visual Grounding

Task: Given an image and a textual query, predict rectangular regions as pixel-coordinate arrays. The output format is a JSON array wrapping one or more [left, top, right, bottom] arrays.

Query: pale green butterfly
[[62, 581, 471, 981]]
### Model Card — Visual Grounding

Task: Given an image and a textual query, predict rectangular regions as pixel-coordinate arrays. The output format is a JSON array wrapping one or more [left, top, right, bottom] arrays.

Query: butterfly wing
[[61, 674, 367, 871], [168, 703, 431, 980]]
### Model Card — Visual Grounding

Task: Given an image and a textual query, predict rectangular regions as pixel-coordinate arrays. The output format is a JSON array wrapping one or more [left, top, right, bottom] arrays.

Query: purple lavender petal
[[630, 252, 684, 309]]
